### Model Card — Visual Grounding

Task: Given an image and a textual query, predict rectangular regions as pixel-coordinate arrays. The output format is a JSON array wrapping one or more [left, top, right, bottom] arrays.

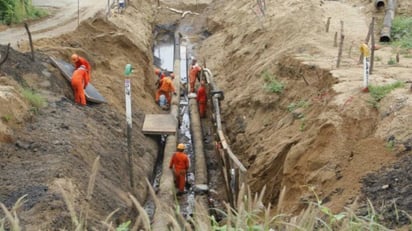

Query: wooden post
[[333, 32, 338, 47], [0, 43, 10, 67], [336, 21, 344, 68], [24, 23, 35, 61], [326, 17, 331, 32], [358, 20, 373, 64], [348, 41, 354, 57], [370, 17, 375, 74], [396, 51, 400, 63]]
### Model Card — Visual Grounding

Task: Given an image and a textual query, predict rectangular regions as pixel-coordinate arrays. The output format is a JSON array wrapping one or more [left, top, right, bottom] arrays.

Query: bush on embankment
[[0, 0, 47, 25]]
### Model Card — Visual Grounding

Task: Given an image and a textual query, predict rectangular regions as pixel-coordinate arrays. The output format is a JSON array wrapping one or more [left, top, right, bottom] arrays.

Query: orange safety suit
[[169, 151, 189, 193], [71, 67, 88, 106], [189, 64, 202, 93], [155, 77, 175, 105], [74, 56, 91, 85], [197, 84, 207, 118]]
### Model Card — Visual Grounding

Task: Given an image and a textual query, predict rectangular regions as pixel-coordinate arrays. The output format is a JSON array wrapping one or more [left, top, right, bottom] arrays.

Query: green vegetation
[[1, 114, 11, 123], [299, 118, 306, 131], [0, 0, 47, 25], [21, 88, 45, 112], [287, 100, 310, 112], [386, 139, 395, 151], [387, 57, 397, 65], [262, 70, 284, 93], [2, 184, 402, 230], [391, 17, 412, 49], [368, 81, 405, 108]]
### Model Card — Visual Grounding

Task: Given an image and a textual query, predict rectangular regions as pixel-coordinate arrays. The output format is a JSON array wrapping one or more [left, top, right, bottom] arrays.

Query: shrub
[[391, 17, 412, 49], [261, 70, 284, 93], [0, 0, 48, 25], [21, 88, 45, 111]]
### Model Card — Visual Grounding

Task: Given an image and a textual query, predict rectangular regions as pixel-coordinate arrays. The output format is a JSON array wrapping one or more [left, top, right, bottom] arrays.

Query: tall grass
[[391, 17, 412, 49], [1, 174, 402, 230], [0, 0, 47, 25]]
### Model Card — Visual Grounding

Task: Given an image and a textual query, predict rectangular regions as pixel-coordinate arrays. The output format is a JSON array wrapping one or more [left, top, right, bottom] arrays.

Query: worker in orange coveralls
[[155, 74, 176, 106], [189, 59, 202, 93], [71, 54, 91, 85], [169, 143, 190, 195], [196, 80, 207, 118], [71, 65, 89, 106], [154, 68, 166, 80]]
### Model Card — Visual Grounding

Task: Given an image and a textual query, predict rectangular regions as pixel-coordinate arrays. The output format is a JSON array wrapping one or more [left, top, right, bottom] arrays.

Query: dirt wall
[[198, 0, 406, 216], [0, 0, 162, 229]]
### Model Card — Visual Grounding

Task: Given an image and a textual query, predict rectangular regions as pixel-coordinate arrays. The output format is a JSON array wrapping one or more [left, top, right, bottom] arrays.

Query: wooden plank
[[142, 114, 177, 135], [49, 56, 106, 103]]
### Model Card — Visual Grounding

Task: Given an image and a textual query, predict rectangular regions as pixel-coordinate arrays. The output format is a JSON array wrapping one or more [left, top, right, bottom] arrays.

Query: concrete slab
[[142, 114, 177, 135]]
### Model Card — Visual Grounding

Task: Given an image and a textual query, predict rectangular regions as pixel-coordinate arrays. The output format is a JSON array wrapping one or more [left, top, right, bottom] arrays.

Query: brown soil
[[0, 0, 412, 230]]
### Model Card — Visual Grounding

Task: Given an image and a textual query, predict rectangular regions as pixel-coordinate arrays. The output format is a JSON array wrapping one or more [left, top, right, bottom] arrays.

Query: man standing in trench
[[169, 143, 190, 196], [196, 79, 207, 118], [189, 58, 202, 93]]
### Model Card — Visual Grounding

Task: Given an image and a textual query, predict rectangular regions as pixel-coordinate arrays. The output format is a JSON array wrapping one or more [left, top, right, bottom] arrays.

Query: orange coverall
[[71, 68, 88, 106], [189, 64, 201, 93], [74, 56, 91, 85], [197, 84, 207, 118], [169, 151, 189, 193], [155, 77, 175, 104]]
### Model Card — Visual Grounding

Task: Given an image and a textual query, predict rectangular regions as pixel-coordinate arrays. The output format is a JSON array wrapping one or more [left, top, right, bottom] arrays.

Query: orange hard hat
[[154, 68, 161, 75], [177, 143, 185, 150], [71, 54, 79, 63]]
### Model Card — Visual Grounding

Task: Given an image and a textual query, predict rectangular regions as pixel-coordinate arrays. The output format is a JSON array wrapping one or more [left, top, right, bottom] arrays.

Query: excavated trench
[[144, 23, 218, 225]]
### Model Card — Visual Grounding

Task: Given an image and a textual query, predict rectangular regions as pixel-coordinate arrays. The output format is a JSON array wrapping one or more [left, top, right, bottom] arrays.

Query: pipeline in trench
[[144, 22, 228, 226], [144, 26, 196, 220]]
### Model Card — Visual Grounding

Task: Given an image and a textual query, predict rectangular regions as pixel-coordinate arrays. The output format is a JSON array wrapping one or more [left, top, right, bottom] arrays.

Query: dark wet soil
[[361, 153, 412, 228]]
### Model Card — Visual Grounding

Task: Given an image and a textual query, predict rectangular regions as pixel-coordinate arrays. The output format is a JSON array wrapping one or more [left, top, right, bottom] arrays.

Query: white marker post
[[360, 43, 370, 92], [124, 64, 134, 189]]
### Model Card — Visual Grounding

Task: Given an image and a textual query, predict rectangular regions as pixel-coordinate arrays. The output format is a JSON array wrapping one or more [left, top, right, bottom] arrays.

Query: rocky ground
[[0, 0, 412, 230]]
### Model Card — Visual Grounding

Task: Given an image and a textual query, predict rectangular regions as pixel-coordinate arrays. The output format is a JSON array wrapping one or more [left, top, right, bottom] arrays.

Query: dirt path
[[0, 0, 109, 47]]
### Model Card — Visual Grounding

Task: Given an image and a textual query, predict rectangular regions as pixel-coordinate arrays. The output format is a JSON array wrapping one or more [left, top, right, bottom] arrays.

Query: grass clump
[[262, 70, 284, 93], [21, 88, 45, 111], [368, 81, 405, 106], [1, 114, 12, 123], [287, 100, 310, 112], [387, 57, 397, 65], [391, 17, 412, 49]]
